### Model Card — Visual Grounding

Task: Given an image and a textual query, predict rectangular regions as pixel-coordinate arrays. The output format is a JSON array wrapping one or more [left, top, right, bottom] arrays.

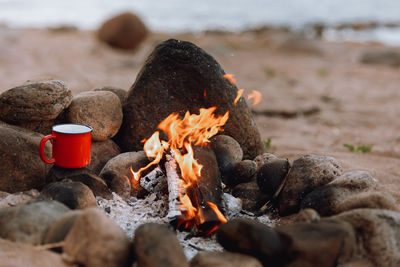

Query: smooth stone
[[232, 181, 267, 211], [228, 160, 257, 186], [279, 154, 342, 216], [134, 223, 189, 267], [66, 91, 123, 141], [88, 139, 121, 175], [92, 86, 127, 105], [253, 153, 277, 170], [190, 251, 262, 267], [257, 157, 290, 196], [63, 208, 131, 267], [43, 210, 82, 244], [0, 200, 70, 245]]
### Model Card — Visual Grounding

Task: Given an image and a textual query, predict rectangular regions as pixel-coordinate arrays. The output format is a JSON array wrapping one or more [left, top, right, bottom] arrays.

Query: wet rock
[[115, 39, 263, 159], [275, 219, 357, 266], [360, 50, 400, 68], [97, 12, 148, 50], [0, 189, 40, 209], [210, 135, 243, 183], [43, 210, 82, 244], [46, 166, 112, 199], [66, 91, 123, 141], [0, 238, 73, 267], [257, 157, 290, 196], [88, 139, 121, 175], [301, 170, 379, 216], [0, 123, 51, 193], [217, 218, 289, 266], [134, 223, 189, 267], [232, 181, 267, 211], [93, 85, 127, 105], [333, 209, 400, 266], [279, 154, 342, 216], [41, 181, 97, 209], [253, 153, 277, 170], [63, 208, 131, 267], [0, 80, 72, 132], [228, 160, 257, 186], [190, 251, 262, 267], [99, 151, 149, 198], [0, 200, 70, 245]]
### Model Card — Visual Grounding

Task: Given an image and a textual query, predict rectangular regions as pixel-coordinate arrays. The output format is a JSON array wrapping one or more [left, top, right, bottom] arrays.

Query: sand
[[1, 25, 399, 203]]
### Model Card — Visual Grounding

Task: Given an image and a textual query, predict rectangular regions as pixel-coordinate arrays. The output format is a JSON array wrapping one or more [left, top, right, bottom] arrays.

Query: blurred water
[[0, 0, 400, 43]]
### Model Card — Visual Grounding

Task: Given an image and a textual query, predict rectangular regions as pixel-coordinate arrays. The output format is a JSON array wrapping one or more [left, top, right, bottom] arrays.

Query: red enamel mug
[[39, 124, 93, 168]]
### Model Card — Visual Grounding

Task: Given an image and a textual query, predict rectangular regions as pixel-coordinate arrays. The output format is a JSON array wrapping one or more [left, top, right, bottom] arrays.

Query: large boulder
[[97, 12, 148, 50], [0, 80, 72, 134], [115, 39, 263, 159], [0, 123, 51, 193], [66, 91, 123, 141]]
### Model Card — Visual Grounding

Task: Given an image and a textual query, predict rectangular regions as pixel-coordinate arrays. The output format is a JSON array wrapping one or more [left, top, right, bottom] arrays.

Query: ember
[[131, 107, 229, 235]]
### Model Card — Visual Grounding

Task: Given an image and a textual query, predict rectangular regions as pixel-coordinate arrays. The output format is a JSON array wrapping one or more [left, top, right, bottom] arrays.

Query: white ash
[[97, 192, 277, 260]]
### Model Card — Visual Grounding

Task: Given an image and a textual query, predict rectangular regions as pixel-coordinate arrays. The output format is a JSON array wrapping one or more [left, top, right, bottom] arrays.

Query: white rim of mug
[[52, 123, 93, 134]]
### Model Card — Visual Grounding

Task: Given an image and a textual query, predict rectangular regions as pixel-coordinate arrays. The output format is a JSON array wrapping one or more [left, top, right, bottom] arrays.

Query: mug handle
[[39, 134, 56, 164]]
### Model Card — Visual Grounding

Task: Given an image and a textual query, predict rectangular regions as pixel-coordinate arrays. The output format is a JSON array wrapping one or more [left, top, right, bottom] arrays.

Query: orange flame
[[223, 73, 236, 85], [234, 89, 244, 105], [247, 90, 262, 106]]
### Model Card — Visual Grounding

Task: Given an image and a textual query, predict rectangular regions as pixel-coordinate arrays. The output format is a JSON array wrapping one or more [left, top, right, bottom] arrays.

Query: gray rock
[[46, 166, 112, 199], [134, 223, 189, 267], [0, 123, 51, 193], [0, 200, 70, 245], [333, 209, 400, 266], [41, 181, 97, 210], [253, 153, 277, 170], [301, 170, 379, 216], [97, 12, 148, 50], [257, 157, 290, 196], [0, 238, 74, 267], [279, 154, 342, 216], [275, 219, 357, 266], [229, 160, 258, 186], [66, 91, 123, 141], [190, 251, 262, 267], [360, 50, 400, 68], [92, 86, 127, 105], [88, 139, 121, 175], [0, 80, 72, 122], [115, 39, 263, 159], [232, 181, 267, 211], [216, 218, 289, 266], [43, 210, 82, 244], [99, 151, 149, 198], [63, 208, 131, 267]]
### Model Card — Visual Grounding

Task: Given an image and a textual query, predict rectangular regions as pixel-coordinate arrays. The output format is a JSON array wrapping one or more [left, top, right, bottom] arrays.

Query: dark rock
[[134, 223, 189, 267], [43, 210, 82, 244], [210, 135, 243, 184], [257, 158, 290, 196], [232, 181, 267, 211], [0, 189, 40, 209], [99, 151, 149, 198], [66, 91, 123, 141], [0, 238, 73, 267], [46, 166, 112, 199], [41, 181, 97, 209], [279, 154, 342, 216], [97, 12, 148, 50], [229, 160, 258, 186], [275, 219, 357, 266], [92, 86, 127, 105], [190, 251, 262, 267], [333, 209, 400, 266], [88, 139, 121, 175], [63, 208, 131, 267], [0, 200, 70, 245], [301, 170, 379, 216], [253, 153, 277, 170], [0, 80, 72, 123], [0, 123, 51, 193], [292, 208, 321, 223], [360, 50, 400, 67], [217, 218, 289, 266], [115, 39, 263, 159]]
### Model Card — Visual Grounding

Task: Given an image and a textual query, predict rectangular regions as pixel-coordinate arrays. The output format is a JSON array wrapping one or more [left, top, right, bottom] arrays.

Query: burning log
[[139, 166, 166, 193]]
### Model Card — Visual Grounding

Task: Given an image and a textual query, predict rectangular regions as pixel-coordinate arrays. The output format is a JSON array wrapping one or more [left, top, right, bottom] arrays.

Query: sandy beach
[[1, 25, 400, 203]]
